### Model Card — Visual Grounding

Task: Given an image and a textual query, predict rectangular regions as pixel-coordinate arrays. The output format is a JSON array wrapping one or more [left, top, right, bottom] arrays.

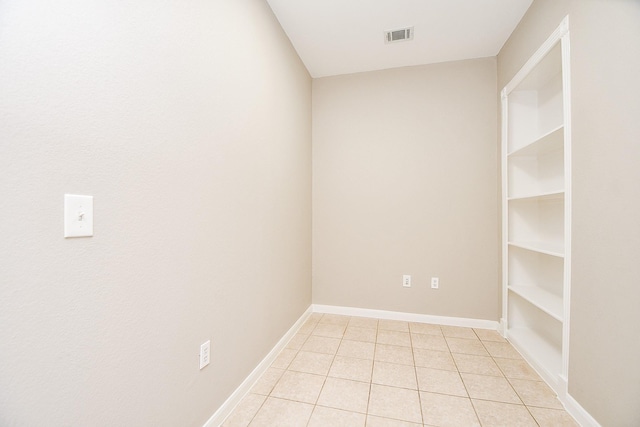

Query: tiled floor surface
[[222, 313, 578, 427]]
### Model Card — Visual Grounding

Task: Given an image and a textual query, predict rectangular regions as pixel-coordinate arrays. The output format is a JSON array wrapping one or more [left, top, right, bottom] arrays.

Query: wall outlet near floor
[[431, 277, 439, 289], [199, 340, 211, 369], [402, 274, 411, 288]]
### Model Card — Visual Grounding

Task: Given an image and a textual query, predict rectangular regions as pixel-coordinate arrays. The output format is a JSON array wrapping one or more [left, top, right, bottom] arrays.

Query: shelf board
[[508, 124, 563, 158], [508, 285, 563, 321], [508, 190, 564, 202], [508, 241, 564, 258], [507, 326, 562, 380]]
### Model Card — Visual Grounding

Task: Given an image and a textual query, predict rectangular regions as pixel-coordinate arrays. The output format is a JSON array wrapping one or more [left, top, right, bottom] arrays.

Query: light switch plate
[[64, 194, 93, 238]]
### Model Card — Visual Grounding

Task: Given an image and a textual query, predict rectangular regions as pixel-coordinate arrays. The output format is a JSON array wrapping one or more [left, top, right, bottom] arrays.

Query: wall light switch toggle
[[64, 194, 93, 238]]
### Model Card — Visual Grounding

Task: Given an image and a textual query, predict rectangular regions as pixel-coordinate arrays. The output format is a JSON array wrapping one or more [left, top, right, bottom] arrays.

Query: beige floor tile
[[410, 333, 449, 351], [377, 330, 411, 347], [413, 348, 457, 371], [285, 333, 309, 350], [445, 337, 489, 356], [316, 377, 370, 413], [494, 357, 542, 381], [248, 397, 313, 427], [308, 406, 366, 427], [298, 319, 319, 335], [288, 351, 334, 376], [312, 322, 346, 338], [271, 348, 298, 369], [366, 415, 422, 427], [222, 393, 266, 427], [509, 378, 563, 409], [415, 367, 467, 397], [301, 335, 341, 355], [472, 400, 537, 427], [349, 316, 379, 329], [308, 312, 323, 322], [452, 353, 503, 376], [483, 341, 522, 359], [409, 322, 442, 336], [337, 339, 375, 360], [344, 326, 377, 342], [319, 313, 350, 326], [378, 319, 409, 332], [368, 384, 423, 424], [473, 328, 507, 342], [528, 406, 580, 427], [329, 355, 373, 382], [441, 325, 477, 339], [372, 361, 418, 389], [251, 367, 284, 395], [270, 370, 326, 404], [375, 344, 414, 365], [461, 372, 521, 404], [420, 391, 480, 427]]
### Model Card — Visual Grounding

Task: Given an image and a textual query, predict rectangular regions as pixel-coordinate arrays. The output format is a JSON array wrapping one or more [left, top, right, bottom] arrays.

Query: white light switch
[[64, 194, 93, 238]]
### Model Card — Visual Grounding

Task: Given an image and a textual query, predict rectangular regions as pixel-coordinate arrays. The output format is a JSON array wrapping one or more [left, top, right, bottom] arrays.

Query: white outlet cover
[[64, 194, 93, 238], [199, 340, 210, 370], [431, 277, 439, 289], [403, 274, 411, 288]]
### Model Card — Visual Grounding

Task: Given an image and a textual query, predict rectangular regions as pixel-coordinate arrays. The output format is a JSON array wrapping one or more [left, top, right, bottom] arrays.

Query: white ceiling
[[266, 0, 533, 78]]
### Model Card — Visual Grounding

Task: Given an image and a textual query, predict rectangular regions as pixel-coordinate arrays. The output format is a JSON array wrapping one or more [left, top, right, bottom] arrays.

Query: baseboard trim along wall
[[313, 304, 500, 330], [203, 306, 313, 427], [563, 393, 603, 427]]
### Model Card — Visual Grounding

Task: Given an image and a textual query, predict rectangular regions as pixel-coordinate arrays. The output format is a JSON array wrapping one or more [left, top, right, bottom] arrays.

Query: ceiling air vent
[[384, 27, 414, 44]]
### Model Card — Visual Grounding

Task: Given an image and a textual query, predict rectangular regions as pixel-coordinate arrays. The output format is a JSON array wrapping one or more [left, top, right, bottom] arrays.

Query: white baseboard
[[202, 306, 313, 427], [313, 304, 500, 330], [562, 392, 602, 427]]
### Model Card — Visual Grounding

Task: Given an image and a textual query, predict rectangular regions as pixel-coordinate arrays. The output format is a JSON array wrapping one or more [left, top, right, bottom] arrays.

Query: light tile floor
[[222, 313, 579, 427]]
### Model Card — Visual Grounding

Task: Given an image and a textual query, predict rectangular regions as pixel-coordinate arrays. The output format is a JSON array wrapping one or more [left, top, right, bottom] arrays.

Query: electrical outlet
[[431, 277, 439, 289], [199, 340, 210, 369], [403, 274, 411, 288]]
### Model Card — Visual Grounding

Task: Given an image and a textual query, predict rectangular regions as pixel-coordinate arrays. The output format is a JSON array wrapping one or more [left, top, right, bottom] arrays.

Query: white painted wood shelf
[[508, 285, 563, 321], [501, 17, 571, 394]]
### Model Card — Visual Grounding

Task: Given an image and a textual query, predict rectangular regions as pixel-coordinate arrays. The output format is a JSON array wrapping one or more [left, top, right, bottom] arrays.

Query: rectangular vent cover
[[385, 27, 414, 43]]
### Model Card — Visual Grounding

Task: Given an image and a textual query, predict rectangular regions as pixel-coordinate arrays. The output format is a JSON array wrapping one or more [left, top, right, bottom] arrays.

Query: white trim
[[312, 304, 500, 330], [562, 393, 603, 427], [202, 306, 313, 427], [504, 15, 569, 95]]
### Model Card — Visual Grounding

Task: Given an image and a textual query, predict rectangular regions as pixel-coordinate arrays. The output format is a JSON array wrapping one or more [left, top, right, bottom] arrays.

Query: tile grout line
[[409, 322, 426, 426]]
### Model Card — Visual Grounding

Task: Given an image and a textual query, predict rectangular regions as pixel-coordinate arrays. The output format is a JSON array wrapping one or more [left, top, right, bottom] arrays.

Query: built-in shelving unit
[[501, 17, 571, 395]]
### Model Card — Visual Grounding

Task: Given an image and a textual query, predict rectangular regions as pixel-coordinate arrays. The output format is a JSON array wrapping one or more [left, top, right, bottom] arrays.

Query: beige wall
[[0, 1, 311, 426], [498, 1, 640, 425], [312, 59, 499, 320]]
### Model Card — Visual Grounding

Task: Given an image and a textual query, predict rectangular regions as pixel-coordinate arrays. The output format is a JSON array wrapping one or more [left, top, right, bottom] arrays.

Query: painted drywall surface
[[312, 59, 499, 320], [0, 1, 311, 426], [498, 0, 640, 425]]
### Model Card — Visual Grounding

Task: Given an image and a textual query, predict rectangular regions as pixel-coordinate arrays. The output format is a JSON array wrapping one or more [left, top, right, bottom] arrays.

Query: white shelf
[[507, 326, 563, 379], [508, 285, 563, 321], [508, 190, 564, 202], [508, 124, 564, 158], [502, 17, 570, 398], [508, 241, 564, 257]]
